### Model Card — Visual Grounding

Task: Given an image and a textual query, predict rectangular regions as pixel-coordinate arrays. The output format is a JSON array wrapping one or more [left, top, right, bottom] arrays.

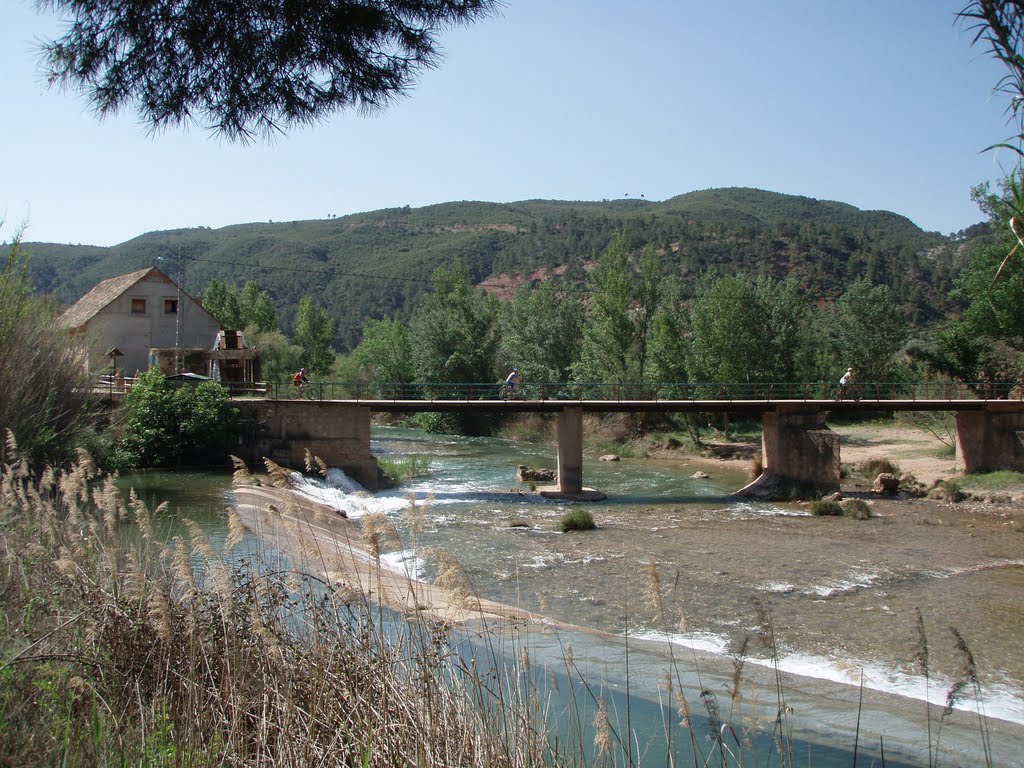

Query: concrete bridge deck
[[279, 397, 1005, 413], [234, 391, 1024, 501]]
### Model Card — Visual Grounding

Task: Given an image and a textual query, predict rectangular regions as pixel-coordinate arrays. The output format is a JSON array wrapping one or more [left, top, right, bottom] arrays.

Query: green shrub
[[0, 238, 95, 469], [856, 457, 900, 478], [842, 499, 872, 520], [811, 500, 844, 516], [928, 479, 965, 503], [116, 370, 237, 468], [558, 508, 596, 532]]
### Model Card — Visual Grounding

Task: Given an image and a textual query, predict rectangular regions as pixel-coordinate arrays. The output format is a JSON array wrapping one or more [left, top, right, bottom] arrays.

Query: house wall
[[83, 273, 221, 375]]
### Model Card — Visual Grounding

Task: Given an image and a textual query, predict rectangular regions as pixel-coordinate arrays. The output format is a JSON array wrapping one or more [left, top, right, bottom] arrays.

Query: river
[[120, 425, 1024, 766]]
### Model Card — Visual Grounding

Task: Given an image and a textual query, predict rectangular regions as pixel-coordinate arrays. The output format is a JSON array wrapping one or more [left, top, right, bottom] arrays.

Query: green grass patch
[[497, 414, 554, 443], [379, 454, 431, 484], [841, 499, 872, 520], [558, 508, 596, 532], [958, 471, 1024, 491], [811, 500, 843, 516]]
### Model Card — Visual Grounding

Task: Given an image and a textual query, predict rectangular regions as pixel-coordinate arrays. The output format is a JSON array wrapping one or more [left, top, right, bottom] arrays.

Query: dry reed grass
[[0, 449, 563, 766]]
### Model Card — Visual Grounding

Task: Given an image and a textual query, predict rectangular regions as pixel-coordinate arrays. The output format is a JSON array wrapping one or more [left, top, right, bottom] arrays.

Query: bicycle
[[499, 382, 526, 401], [830, 384, 862, 402], [293, 381, 321, 400]]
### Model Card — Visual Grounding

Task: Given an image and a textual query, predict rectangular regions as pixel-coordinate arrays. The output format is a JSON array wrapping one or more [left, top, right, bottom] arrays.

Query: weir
[[233, 396, 1024, 499]]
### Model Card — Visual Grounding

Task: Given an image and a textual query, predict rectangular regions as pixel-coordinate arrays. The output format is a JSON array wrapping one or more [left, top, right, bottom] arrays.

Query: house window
[[131, 298, 147, 315], [164, 298, 179, 314]]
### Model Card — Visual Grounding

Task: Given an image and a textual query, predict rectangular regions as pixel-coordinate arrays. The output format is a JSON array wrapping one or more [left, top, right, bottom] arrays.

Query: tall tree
[[202, 279, 243, 329], [239, 281, 278, 333], [575, 233, 662, 387], [686, 275, 815, 386], [204, 279, 278, 333], [245, 328, 303, 385], [645, 277, 690, 389], [352, 318, 415, 393], [38, 0, 498, 142], [410, 263, 498, 389], [830, 279, 907, 383], [0, 233, 93, 468], [927, 183, 1024, 383], [686, 276, 763, 385], [497, 280, 583, 386], [293, 296, 335, 376]]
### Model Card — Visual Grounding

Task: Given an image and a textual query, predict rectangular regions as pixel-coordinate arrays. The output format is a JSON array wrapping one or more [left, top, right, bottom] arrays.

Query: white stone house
[[60, 267, 222, 376]]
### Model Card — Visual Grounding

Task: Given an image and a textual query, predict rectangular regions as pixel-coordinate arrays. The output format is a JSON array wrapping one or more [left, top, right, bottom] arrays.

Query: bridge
[[232, 381, 1024, 500]]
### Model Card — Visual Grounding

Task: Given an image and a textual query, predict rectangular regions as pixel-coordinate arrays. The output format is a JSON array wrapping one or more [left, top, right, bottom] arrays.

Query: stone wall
[[234, 400, 383, 489]]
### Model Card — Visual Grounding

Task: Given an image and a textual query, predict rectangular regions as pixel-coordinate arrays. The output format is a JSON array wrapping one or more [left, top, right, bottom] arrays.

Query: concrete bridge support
[[956, 407, 1024, 473], [736, 405, 840, 500], [556, 406, 584, 494], [235, 401, 383, 489]]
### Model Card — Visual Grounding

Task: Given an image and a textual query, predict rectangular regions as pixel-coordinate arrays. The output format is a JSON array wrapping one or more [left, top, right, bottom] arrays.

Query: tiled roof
[[59, 267, 159, 329]]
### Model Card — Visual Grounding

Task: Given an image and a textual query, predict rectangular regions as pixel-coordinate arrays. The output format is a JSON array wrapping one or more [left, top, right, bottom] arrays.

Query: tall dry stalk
[[0, 452, 566, 767]]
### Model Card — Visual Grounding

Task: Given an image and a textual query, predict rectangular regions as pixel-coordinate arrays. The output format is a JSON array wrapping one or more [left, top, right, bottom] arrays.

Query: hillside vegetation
[[22, 187, 985, 351]]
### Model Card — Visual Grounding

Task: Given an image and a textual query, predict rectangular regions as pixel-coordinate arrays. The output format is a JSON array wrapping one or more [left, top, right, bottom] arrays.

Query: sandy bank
[[231, 479, 594, 632]]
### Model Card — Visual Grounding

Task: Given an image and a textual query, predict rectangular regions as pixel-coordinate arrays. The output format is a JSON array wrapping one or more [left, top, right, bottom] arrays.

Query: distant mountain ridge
[[23, 187, 983, 351]]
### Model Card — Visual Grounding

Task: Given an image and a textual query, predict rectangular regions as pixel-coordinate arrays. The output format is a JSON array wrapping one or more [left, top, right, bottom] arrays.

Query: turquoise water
[[119, 427, 1024, 766]]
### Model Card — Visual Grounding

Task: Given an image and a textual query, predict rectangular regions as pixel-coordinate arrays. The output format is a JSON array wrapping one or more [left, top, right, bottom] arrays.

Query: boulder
[[517, 464, 557, 482], [872, 473, 900, 495], [600, 454, 620, 462], [691, 471, 710, 479], [823, 491, 844, 502]]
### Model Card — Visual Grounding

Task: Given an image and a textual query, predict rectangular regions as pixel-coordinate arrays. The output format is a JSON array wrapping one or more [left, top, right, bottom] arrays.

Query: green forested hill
[[24, 187, 983, 351]]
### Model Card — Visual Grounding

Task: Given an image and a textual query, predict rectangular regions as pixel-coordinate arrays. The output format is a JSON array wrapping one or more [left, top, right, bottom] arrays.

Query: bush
[[115, 371, 237, 468], [811, 500, 844, 516], [0, 237, 95, 468], [842, 499, 872, 520], [928, 479, 965, 503], [856, 457, 900, 478], [558, 508, 596, 532]]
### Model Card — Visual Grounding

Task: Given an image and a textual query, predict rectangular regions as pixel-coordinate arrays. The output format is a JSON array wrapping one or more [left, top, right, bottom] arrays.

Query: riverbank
[[232, 420, 1024, 766]]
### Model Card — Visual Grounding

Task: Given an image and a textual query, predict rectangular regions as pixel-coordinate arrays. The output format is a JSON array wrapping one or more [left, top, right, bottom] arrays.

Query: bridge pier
[[736, 405, 840, 500], [556, 406, 584, 494], [535, 406, 606, 501], [956, 406, 1024, 473], [235, 401, 383, 489]]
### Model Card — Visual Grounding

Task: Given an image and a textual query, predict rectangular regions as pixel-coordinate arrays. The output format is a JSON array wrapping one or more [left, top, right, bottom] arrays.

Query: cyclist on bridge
[[292, 367, 309, 395], [837, 367, 854, 401], [504, 368, 520, 397]]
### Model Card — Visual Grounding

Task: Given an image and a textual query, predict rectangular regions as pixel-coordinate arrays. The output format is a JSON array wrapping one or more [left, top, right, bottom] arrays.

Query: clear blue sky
[[0, 0, 1015, 247]]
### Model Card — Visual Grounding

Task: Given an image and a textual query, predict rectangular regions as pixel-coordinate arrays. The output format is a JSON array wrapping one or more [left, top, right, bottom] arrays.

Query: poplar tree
[[575, 233, 662, 388], [293, 296, 335, 376]]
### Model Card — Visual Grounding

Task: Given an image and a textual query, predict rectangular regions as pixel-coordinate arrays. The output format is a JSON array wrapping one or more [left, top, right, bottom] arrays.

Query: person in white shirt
[[838, 367, 853, 400]]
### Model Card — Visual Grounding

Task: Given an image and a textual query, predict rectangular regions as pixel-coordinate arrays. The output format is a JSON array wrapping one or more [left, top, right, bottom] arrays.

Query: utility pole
[[175, 245, 184, 374]]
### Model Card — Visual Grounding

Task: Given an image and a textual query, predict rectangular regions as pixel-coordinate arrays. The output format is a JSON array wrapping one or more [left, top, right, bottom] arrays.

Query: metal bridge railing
[[262, 380, 1024, 403]]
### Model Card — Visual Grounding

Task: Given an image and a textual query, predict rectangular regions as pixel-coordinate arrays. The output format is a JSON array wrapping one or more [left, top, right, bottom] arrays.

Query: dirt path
[[832, 421, 959, 486]]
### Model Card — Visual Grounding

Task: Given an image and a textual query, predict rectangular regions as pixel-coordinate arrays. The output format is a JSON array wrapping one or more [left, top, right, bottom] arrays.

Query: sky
[[0, 0, 1016, 247]]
